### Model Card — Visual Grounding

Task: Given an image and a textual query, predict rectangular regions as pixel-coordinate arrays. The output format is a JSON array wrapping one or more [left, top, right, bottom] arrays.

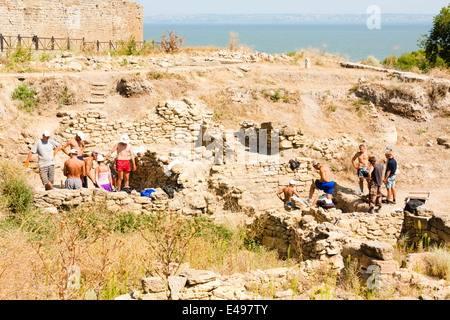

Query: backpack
[[162, 185, 176, 199], [289, 159, 301, 171], [317, 199, 335, 210], [404, 199, 426, 214], [140, 189, 156, 198]]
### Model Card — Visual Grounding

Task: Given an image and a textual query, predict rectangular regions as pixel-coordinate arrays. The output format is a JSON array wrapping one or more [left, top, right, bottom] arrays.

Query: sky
[[133, 0, 447, 16]]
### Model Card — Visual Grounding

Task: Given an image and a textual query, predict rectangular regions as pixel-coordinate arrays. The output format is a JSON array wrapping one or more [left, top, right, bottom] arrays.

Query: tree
[[424, 4, 450, 66]]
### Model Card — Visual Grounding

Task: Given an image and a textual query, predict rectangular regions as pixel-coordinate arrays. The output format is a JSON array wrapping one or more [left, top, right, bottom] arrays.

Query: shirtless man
[[83, 151, 99, 188], [306, 162, 335, 204], [63, 149, 86, 190], [105, 135, 136, 193], [277, 180, 301, 207], [61, 131, 86, 160], [351, 144, 372, 195]]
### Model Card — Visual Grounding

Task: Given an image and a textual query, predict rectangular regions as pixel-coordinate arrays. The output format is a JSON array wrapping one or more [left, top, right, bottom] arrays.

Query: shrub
[[362, 56, 381, 67], [1, 177, 34, 216], [7, 45, 33, 65], [229, 32, 239, 51], [57, 85, 75, 107], [138, 210, 201, 282], [116, 36, 139, 56], [12, 83, 38, 112], [160, 30, 184, 54], [426, 246, 450, 280]]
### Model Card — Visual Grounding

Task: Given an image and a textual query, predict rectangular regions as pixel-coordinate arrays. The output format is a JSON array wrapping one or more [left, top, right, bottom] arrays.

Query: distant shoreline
[[143, 13, 434, 25]]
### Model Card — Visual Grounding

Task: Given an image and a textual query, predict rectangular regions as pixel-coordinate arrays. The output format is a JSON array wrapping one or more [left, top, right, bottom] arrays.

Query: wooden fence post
[[0, 34, 3, 52], [97, 40, 100, 52], [17, 34, 21, 47], [51, 36, 55, 50], [33, 35, 39, 50], [67, 37, 70, 50]]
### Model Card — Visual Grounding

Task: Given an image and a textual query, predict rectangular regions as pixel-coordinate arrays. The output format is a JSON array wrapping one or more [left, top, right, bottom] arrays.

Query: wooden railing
[[0, 34, 159, 53]]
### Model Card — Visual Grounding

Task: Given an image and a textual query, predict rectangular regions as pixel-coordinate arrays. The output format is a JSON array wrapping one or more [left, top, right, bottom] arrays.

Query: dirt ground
[[0, 50, 449, 214]]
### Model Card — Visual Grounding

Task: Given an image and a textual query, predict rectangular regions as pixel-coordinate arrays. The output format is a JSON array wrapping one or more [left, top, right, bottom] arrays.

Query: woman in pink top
[[95, 155, 113, 192]]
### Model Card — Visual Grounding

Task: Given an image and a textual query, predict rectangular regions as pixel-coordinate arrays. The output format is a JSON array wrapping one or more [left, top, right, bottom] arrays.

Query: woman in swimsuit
[[95, 155, 113, 192]]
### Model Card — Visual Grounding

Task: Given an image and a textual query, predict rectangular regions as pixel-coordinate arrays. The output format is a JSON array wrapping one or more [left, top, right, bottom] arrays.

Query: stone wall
[[0, 0, 143, 42], [403, 210, 450, 246], [33, 187, 174, 215], [250, 208, 450, 266], [59, 99, 214, 153]]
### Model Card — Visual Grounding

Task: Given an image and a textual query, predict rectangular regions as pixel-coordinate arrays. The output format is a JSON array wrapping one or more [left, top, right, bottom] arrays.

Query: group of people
[[277, 144, 398, 214], [25, 131, 137, 193]]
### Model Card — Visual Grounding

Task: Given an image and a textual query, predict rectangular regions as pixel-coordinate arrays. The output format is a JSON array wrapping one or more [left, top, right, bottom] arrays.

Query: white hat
[[70, 149, 78, 155], [96, 155, 105, 162], [121, 135, 130, 144], [76, 131, 85, 140], [290, 180, 297, 186], [43, 131, 51, 137]]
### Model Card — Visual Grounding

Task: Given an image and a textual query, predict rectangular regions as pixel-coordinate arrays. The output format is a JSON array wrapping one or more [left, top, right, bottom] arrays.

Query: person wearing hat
[[83, 151, 99, 188], [277, 180, 301, 207], [105, 135, 136, 193], [63, 149, 86, 190], [24, 131, 62, 191], [94, 155, 113, 192], [306, 162, 335, 204], [61, 131, 86, 160]]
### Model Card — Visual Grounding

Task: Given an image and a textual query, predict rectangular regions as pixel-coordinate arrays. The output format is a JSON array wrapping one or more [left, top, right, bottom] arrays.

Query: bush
[[160, 30, 184, 54], [426, 246, 450, 280], [1, 177, 34, 215], [382, 50, 429, 72], [115, 37, 139, 56], [362, 55, 381, 67], [12, 83, 38, 112], [7, 45, 32, 65]]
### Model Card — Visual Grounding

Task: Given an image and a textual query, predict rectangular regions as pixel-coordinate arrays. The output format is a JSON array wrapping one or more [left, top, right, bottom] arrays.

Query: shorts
[[357, 167, 370, 178], [82, 176, 88, 188], [65, 178, 83, 190], [116, 160, 131, 173], [386, 175, 396, 189], [315, 180, 335, 195], [285, 202, 292, 206], [100, 184, 112, 192], [39, 165, 55, 186]]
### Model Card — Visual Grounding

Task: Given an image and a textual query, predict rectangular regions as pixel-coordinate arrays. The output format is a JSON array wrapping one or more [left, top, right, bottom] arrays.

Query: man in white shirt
[[24, 130, 62, 191]]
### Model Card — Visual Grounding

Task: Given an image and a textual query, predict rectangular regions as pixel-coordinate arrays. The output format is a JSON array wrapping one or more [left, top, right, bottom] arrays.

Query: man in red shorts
[[105, 135, 136, 193]]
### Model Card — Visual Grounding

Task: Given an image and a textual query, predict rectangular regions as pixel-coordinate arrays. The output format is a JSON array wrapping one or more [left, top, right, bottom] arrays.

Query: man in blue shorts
[[306, 162, 335, 205]]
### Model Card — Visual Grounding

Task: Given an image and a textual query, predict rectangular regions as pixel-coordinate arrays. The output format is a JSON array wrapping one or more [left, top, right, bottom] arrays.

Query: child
[[95, 155, 113, 192]]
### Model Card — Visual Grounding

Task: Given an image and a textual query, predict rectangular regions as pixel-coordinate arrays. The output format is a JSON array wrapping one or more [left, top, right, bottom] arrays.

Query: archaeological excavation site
[[0, 0, 449, 301]]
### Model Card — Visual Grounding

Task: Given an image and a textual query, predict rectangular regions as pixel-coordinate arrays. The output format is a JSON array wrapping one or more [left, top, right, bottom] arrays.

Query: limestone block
[[142, 277, 167, 293], [180, 270, 217, 285], [360, 241, 394, 260], [168, 276, 187, 300]]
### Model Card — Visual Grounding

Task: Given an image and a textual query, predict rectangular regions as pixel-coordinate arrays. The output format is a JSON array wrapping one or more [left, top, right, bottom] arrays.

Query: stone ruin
[[18, 96, 450, 299]]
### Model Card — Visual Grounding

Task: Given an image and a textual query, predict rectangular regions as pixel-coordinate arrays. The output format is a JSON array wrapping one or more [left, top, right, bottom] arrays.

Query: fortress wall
[[0, 0, 143, 42]]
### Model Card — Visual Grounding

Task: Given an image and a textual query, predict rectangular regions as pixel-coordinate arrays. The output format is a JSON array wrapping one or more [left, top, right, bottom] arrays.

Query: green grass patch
[[12, 83, 39, 112]]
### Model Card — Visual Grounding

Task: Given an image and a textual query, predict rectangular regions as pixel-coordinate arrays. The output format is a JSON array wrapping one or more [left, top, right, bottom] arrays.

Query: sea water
[[144, 23, 432, 62]]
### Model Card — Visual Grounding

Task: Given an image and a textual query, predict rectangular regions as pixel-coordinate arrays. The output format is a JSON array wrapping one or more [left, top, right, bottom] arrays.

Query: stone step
[[91, 91, 106, 96], [89, 99, 106, 104], [91, 82, 108, 87]]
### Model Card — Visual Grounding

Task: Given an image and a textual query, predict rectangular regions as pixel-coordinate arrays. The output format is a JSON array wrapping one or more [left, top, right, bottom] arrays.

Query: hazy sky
[[133, 0, 447, 16]]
